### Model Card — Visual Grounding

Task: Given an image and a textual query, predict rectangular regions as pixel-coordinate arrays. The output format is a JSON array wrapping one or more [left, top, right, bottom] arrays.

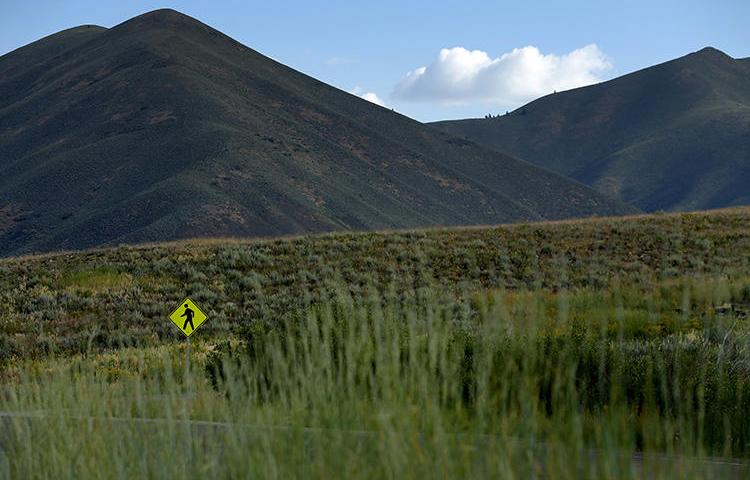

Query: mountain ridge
[[431, 46, 750, 212], [0, 9, 635, 256]]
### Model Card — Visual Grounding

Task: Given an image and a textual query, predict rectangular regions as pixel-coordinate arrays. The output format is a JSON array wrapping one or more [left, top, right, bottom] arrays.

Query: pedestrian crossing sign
[[169, 298, 207, 337]]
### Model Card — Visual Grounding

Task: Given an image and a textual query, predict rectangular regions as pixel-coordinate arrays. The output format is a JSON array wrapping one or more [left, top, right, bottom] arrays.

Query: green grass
[[0, 207, 748, 360], [0, 208, 749, 477], [56, 266, 135, 291], [1, 275, 749, 477]]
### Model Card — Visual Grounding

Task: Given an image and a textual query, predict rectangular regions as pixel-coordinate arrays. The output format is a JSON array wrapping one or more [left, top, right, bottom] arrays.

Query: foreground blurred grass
[[1, 276, 749, 477], [0, 208, 749, 477]]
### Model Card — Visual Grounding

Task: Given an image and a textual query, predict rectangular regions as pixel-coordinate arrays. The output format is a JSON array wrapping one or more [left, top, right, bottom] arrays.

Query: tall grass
[[1, 275, 748, 478]]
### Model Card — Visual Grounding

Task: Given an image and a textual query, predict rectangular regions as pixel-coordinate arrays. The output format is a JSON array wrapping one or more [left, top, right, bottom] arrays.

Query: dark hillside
[[0, 25, 106, 78], [0, 9, 635, 256], [433, 47, 750, 211]]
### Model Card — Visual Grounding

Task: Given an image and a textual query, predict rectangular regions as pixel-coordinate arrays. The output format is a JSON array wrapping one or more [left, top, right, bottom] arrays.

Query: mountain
[[432, 47, 750, 212], [0, 9, 635, 256]]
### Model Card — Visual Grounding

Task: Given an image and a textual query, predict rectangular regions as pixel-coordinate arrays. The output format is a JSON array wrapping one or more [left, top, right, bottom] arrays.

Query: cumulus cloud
[[349, 86, 387, 107], [393, 44, 611, 106]]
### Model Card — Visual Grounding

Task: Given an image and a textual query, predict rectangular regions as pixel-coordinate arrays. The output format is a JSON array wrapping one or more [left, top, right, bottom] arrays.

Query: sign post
[[168, 298, 208, 386]]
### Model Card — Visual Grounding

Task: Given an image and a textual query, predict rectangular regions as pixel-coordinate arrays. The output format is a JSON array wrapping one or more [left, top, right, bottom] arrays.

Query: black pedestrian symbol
[[169, 298, 207, 337], [181, 304, 195, 331]]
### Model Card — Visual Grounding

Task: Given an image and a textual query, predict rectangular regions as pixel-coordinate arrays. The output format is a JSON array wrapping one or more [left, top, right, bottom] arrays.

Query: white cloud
[[349, 86, 387, 107], [393, 44, 611, 107]]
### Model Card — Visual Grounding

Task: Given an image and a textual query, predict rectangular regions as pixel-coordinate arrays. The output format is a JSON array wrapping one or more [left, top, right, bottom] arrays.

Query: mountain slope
[[432, 47, 750, 212], [0, 9, 635, 256]]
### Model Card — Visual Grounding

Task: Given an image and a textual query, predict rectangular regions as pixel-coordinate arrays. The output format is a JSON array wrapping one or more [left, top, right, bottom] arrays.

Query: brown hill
[[0, 9, 635, 256]]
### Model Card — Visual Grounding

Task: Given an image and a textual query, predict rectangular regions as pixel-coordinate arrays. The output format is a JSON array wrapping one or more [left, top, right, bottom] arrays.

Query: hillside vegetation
[[432, 47, 750, 212], [0, 9, 634, 256], [0, 208, 749, 477], [1, 207, 747, 359]]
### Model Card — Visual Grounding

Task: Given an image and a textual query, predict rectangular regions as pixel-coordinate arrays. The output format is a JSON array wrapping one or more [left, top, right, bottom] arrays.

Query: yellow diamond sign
[[169, 298, 207, 337]]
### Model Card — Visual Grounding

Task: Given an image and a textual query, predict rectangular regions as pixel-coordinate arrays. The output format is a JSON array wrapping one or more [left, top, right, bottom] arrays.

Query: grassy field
[[0, 208, 749, 477]]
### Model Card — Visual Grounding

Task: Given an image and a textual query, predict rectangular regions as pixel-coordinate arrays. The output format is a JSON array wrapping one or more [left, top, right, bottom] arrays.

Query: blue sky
[[1, 0, 748, 121]]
